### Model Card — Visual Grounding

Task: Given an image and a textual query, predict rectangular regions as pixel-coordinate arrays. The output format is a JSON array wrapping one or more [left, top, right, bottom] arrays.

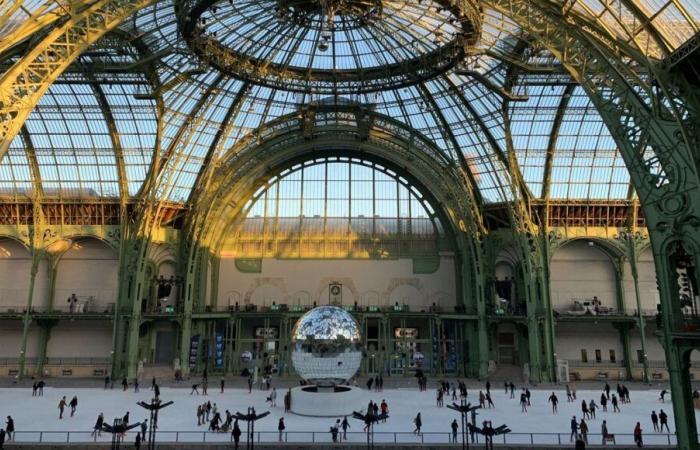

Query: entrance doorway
[[497, 332, 515, 365], [155, 331, 176, 364]]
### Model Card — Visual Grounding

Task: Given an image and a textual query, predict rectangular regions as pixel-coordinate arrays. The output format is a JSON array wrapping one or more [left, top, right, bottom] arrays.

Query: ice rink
[[0, 383, 694, 446]]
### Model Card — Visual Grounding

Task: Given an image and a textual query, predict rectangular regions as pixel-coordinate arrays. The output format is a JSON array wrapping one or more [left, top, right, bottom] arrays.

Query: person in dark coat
[[413, 412, 422, 435], [91, 413, 104, 437], [651, 410, 659, 432], [232, 420, 241, 449], [4, 417, 13, 442], [549, 392, 559, 413], [659, 410, 669, 433], [0, 428, 5, 449], [135, 432, 141, 450], [451, 419, 459, 443], [278, 418, 285, 442], [122, 378, 128, 391], [69, 396, 78, 417]]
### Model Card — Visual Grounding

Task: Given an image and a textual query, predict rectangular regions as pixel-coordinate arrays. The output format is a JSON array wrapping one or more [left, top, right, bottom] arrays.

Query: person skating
[[548, 392, 559, 413], [232, 420, 241, 450], [509, 382, 515, 399], [486, 392, 495, 408], [278, 417, 285, 442], [91, 413, 104, 437], [270, 388, 277, 407], [69, 395, 78, 417], [589, 399, 597, 419], [122, 378, 128, 391], [135, 432, 141, 450], [659, 389, 667, 403], [581, 399, 589, 419], [634, 422, 643, 447], [436, 388, 444, 407], [4, 417, 13, 442], [651, 410, 659, 432], [133, 378, 139, 393], [520, 391, 528, 412], [37, 379, 44, 396], [378, 374, 383, 391], [209, 412, 221, 432], [413, 412, 422, 435], [104, 376, 110, 389], [451, 419, 459, 443], [601, 420, 609, 446], [380, 399, 388, 422], [247, 375, 253, 393], [525, 388, 531, 406], [503, 381, 508, 394], [202, 379, 208, 395], [58, 396, 67, 419], [284, 389, 291, 413], [151, 376, 156, 391], [196, 404, 203, 426], [154, 383, 160, 399], [478, 390, 485, 408], [579, 418, 589, 445], [612, 394, 620, 412], [191, 383, 200, 395], [0, 427, 5, 450], [32, 381, 37, 397], [570, 416, 578, 442], [659, 410, 669, 432], [140, 420, 148, 442], [566, 385, 573, 402], [206, 401, 212, 422], [341, 416, 350, 440], [123, 411, 130, 429], [604, 382, 611, 399], [600, 393, 608, 412], [366, 377, 373, 391], [220, 377, 225, 394]]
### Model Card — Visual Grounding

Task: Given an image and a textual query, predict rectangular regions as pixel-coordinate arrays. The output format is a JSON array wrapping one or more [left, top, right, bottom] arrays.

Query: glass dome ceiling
[[0, 0, 698, 205]]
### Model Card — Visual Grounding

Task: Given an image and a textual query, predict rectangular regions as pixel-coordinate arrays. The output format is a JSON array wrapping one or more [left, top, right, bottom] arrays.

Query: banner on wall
[[215, 332, 225, 369], [189, 334, 200, 369]]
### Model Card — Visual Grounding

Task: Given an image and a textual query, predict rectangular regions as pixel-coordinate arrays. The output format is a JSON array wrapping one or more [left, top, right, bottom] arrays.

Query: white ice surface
[[0, 385, 695, 445]]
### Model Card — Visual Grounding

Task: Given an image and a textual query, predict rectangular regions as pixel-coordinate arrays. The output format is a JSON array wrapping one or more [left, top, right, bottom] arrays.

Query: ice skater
[[570, 416, 578, 442], [191, 383, 200, 395], [651, 410, 659, 432], [634, 422, 643, 447], [122, 378, 128, 391], [612, 394, 620, 412], [232, 420, 241, 449], [589, 399, 597, 419], [58, 396, 67, 419], [141, 420, 148, 442], [278, 418, 285, 442], [659, 389, 667, 403], [566, 385, 573, 402], [341, 416, 350, 440], [659, 409, 669, 432], [601, 393, 608, 412], [69, 395, 78, 417], [486, 392, 495, 408], [451, 419, 459, 443], [581, 399, 589, 419], [133, 378, 139, 393], [91, 413, 104, 437], [520, 391, 528, 412], [579, 419, 588, 444], [413, 412, 422, 435], [548, 392, 559, 413], [220, 377, 225, 394], [4, 417, 13, 442], [601, 420, 609, 445], [37, 380, 44, 396]]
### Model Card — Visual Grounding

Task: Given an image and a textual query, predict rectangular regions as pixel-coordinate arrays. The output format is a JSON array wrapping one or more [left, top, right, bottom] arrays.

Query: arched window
[[233, 156, 446, 259]]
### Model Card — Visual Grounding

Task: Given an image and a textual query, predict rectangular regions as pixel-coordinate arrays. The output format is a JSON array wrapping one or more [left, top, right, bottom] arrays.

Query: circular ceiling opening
[[179, 0, 482, 94]]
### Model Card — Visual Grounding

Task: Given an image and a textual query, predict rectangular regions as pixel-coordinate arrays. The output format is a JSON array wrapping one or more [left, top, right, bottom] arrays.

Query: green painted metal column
[[614, 322, 633, 381], [18, 251, 40, 378], [627, 240, 650, 383]]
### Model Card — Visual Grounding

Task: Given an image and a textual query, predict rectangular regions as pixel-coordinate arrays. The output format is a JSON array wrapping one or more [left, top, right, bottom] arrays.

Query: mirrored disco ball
[[291, 305, 362, 386]]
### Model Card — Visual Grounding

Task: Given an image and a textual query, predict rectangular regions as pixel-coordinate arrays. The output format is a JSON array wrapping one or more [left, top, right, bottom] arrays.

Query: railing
[[0, 357, 110, 366], [8, 430, 680, 446], [0, 305, 114, 315]]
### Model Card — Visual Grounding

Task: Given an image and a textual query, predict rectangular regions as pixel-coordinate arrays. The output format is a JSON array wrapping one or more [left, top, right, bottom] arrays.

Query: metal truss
[[0, 0, 156, 164]]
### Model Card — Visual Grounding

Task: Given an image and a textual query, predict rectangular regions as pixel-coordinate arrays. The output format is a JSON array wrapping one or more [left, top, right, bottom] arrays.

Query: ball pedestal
[[290, 385, 363, 417]]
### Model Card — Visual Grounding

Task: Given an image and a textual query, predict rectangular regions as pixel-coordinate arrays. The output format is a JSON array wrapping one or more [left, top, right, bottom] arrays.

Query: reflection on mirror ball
[[291, 305, 362, 386]]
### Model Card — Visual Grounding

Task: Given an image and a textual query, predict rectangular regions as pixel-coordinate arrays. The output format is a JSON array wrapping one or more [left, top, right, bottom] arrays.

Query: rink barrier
[[7, 430, 680, 446]]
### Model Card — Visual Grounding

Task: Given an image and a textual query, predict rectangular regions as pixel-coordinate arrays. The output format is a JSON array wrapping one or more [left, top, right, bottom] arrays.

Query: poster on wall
[[189, 334, 200, 369], [215, 332, 224, 369]]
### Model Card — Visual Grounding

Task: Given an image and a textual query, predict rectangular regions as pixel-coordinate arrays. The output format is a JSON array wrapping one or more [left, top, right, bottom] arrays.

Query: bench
[[652, 372, 664, 380], [603, 434, 616, 445]]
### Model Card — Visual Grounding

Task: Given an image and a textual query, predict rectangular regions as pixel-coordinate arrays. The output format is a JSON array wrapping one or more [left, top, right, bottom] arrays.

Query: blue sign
[[189, 334, 200, 369], [214, 332, 224, 369]]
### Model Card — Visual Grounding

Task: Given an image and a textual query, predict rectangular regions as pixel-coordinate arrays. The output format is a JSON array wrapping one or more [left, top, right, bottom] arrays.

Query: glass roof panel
[[25, 82, 120, 199], [0, 134, 34, 199]]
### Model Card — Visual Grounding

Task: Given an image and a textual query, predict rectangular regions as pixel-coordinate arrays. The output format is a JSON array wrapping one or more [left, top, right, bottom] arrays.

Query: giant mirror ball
[[291, 305, 362, 386]]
